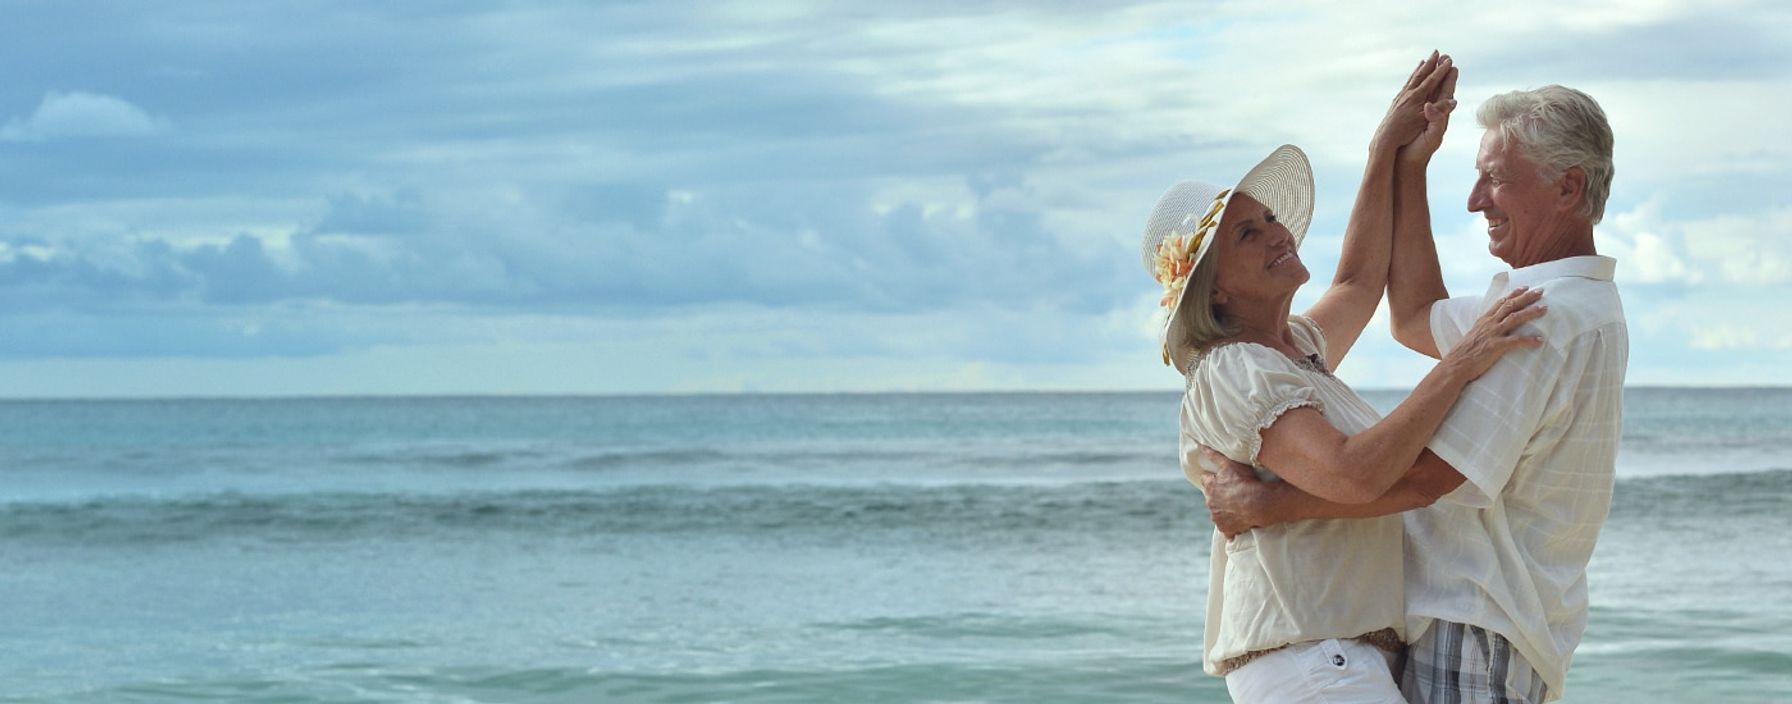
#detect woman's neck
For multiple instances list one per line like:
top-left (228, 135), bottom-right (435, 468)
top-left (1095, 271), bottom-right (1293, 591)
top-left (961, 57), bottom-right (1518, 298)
top-left (1219, 296), bottom-right (1299, 354)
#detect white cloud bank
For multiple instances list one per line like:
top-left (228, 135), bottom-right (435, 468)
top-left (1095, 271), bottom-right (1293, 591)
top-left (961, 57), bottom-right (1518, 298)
top-left (0, 91), bottom-right (168, 142)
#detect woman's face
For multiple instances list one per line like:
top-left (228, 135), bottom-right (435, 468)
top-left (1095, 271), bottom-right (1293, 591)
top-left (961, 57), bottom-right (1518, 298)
top-left (1210, 193), bottom-right (1309, 306)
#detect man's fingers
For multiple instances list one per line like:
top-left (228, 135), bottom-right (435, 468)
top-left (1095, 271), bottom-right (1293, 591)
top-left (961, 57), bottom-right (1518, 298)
top-left (1203, 446), bottom-right (1252, 476)
top-left (1199, 446), bottom-right (1225, 472)
top-left (1431, 65), bottom-right (1459, 102)
top-left (1223, 459), bottom-right (1255, 479)
top-left (1422, 99), bottom-right (1456, 123)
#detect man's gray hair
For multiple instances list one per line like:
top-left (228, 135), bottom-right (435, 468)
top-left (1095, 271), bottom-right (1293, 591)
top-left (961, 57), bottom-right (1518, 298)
top-left (1476, 85), bottom-right (1615, 224)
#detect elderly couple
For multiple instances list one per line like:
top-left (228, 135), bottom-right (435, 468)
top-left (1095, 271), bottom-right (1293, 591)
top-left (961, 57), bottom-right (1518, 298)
top-left (1141, 52), bottom-right (1626, 703)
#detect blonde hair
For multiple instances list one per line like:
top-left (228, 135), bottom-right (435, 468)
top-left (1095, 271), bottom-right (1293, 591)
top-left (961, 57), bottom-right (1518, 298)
top-left (1171, 253), bottom-right (1237, 363)
top-left (1476, 85), bottom-right (1615, 223)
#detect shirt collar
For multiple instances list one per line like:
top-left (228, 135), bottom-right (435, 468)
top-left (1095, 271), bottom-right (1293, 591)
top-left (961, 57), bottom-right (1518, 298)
top-left (1489, 255), bottom-right (1617, 293)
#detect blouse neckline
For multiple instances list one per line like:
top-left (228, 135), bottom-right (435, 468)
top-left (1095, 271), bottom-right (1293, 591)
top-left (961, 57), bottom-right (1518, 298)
top-left (1188, 339), bottom-right (1333, 378)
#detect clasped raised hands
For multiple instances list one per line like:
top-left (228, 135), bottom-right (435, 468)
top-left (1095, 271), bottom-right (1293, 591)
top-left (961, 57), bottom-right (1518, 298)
top-left (1373, 51), bottom-right (1459, 164)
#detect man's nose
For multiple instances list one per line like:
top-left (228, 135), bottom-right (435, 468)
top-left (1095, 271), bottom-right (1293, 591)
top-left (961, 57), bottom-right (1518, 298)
top-left (1467, 182), bottom-right (1490, 212)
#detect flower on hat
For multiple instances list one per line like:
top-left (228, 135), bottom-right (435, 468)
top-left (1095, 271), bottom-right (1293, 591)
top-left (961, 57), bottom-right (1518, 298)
top-left (1151, 188), bottom-right (1230, 309)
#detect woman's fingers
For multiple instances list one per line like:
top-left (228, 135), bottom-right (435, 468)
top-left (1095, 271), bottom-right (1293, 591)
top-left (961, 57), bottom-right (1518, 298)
top-left (1500, 286), bottom-right (1542, 307)
top-left (1414, 54), bottom-right (1453, 99)
top-left (1497, 334), bottom-right (1546, 352)
top-left (1498, 304), bottom-right (1549, 333)
top-left (1403, 54), bottom-right (1430, 91)
top-left (1486, 287), bottom-right (1535, 318)
top-left (1405, 50), bottom-right (1440, 90)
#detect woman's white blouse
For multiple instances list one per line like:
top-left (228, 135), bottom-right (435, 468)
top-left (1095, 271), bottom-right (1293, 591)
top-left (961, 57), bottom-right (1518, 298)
top-left (1177, 316), bottom-right (1405, 675)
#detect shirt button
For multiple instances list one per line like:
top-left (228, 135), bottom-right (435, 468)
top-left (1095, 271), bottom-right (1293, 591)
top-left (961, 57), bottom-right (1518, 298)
top-left (1332, 654), bottom-right (1346, 667)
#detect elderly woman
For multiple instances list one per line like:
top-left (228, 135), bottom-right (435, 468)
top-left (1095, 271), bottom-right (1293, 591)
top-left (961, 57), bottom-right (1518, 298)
top-left (1142, 54), bottom-right (1546, 702)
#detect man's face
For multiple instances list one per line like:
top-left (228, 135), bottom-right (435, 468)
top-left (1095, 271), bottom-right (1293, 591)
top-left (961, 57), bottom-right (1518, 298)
top-left (1467, 129), bottom-right (1570, 268)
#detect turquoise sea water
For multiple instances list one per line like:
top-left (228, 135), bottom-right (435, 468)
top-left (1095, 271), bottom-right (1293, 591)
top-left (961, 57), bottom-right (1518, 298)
top-left (1, 389), bottom-right (1789, 703)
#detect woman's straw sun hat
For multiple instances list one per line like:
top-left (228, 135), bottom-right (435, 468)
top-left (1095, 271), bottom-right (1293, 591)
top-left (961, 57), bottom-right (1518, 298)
top-left (1141, 144), bottom-right (1314, 372)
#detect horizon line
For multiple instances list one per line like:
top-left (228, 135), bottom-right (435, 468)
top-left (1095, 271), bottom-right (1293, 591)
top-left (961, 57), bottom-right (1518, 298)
top-left (0, 384), bottom-right (1786, 403)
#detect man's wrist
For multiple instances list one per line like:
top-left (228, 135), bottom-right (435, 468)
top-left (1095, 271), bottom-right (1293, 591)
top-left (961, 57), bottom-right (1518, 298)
top-left (1395, 148), bottom-right (1432, 172)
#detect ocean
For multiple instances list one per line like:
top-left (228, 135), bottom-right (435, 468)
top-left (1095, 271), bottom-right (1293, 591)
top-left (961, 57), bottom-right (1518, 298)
top-left (1, 389), bottom-right (1788, 703)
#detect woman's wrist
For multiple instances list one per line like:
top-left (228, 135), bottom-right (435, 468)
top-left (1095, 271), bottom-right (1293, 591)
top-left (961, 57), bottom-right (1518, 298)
top-left (1433, 352), bottom-right (1475, 389)
top-left (1369, 132), bottom-right (1400, 158)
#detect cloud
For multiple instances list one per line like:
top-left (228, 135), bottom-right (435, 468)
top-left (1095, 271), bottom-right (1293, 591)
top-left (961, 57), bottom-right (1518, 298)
top-left (0, 91), bottom-right (168, 141)
top-left (1596, 200), bottom-right (1792, 286)
top-left (0, 1), bottom-right (1788, 392)
top-left (0, 172), bottom-right (1136, 317)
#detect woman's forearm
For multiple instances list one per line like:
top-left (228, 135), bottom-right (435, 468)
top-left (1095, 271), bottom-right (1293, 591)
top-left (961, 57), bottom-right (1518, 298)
top-left (1336, 354), bottom-right (1474, 498)
top-left (1254, 453), bottom-right (1459, 525)
top-left (1326, 143), bottom-right (1400, 321)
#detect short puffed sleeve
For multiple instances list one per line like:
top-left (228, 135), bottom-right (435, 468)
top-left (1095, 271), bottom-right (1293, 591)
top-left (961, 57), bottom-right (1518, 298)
top-left (1288, 315), bottom-right (1329, 364)
top-left (1178, 344), bottom-right (1326, 484)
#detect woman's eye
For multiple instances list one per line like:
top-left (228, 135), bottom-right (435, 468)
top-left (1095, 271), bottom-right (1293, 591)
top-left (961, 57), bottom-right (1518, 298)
top-left (1265, 213), bottom-right (1278, 223)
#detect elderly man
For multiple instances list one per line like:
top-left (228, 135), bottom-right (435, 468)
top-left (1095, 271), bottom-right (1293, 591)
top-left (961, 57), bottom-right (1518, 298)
top-left (1199, 82), bottom-right (1626, 704)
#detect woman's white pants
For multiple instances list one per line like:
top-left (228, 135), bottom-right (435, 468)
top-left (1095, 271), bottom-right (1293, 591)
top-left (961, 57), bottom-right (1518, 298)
top-left (1224, 637), bottom-right (1403, 703)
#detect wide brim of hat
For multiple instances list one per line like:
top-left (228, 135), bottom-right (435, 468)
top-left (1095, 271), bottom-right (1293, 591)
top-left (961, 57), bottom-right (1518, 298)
top-left (1161, 144), bottom-right (1314, 373)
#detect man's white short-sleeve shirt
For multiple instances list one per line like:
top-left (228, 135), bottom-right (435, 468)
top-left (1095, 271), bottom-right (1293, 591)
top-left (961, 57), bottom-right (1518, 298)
top-left (1403, 255), bottom-right (1628, 701)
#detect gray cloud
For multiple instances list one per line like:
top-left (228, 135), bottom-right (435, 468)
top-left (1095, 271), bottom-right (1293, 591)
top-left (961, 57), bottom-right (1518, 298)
top-left (0, 2), bottom-right (1170, 330)
top-left (1480, 13), bottom-right (1792, 83)
top-left (0, 170), bottom-right (1135, 319)
top-left (1, 0), bottom-right (1783, 388)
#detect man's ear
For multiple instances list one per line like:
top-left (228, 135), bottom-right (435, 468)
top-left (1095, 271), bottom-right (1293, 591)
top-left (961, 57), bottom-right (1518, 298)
top-left (1556, 165), bottom-right (1587, 214)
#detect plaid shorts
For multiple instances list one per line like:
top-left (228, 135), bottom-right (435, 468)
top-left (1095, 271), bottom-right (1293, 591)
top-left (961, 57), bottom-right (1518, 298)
top-left (1400, 621), bottom-right (1549, 704)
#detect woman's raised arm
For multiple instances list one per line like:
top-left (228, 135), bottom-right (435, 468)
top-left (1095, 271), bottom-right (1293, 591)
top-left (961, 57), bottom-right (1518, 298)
top-left (1305, 52), bottom-right (1454, 365)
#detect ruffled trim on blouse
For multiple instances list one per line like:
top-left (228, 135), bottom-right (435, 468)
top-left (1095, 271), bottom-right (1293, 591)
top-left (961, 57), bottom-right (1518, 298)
top-left (1244, 397), bottom-right (1324, 465)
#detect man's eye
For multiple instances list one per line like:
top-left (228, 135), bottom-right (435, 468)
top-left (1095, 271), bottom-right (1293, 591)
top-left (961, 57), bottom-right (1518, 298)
top-left (1265, 213), bottom-right (1278, 223)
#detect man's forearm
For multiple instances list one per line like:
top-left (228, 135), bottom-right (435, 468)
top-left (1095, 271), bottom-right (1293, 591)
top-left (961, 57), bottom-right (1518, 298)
top-left (1389, 159), bottom-right (1450, 355)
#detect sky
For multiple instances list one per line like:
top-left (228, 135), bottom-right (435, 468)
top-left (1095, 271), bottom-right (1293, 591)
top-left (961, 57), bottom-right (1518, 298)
top-left (1, 0), bottom-right (1788, 397)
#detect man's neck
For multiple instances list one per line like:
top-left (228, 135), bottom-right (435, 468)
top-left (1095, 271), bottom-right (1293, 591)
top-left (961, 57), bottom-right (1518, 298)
top-left (1512, 225), bottom-right (1597, 269)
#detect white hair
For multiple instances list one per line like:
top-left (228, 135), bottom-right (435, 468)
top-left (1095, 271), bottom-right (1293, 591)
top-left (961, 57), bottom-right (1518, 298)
top-left (1476, 85), bottom-right (1615, 224)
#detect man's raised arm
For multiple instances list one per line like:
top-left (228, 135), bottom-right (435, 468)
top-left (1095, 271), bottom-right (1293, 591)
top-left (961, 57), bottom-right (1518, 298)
top-left (1388, 68), bottom-right (1458, 359)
